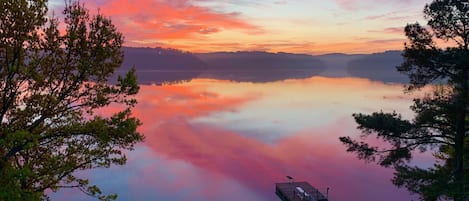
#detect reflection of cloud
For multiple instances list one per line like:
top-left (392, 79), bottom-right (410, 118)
top-left (51, 146), bottom-right (263, 201)
top-left (52, 78), bottom-right (421, 201)
top-left (141, 114), bottom-right (412, 201)
top-left (190, 77), bottom-right (414, 143)
top-left (132, 78), bottom-right (416, 201)
top-left (134, 83), bottom-right (253, 121)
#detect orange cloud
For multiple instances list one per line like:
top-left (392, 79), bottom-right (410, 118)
top-left (128, 39), bottom-right (405, 55)
top-left (81, 0), bottom-right (260, 43)
top-left (309, 39), bottom-right (405, 55)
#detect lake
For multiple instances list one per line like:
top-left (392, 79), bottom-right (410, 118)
top-left (52, 75), bottom-right (427, 201)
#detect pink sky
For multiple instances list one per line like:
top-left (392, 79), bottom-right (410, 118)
top-left (49, 0), bottom-right (430, 54)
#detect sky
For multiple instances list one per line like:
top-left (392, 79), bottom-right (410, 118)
top-left (48, 0), bottom-right (430, 54)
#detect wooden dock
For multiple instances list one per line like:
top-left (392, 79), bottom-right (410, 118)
top-left (275, 181), bottom-right (328, 201)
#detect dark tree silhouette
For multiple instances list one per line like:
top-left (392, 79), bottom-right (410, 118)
top-left (340, 1), bottom-right (468, 200)
top-left (0, 1), bottom-right (142, 200)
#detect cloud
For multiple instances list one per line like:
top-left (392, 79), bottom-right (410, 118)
top-left (52, 0), bottom-right (261, 44)
top-left (335, 0), bottom-right (387, 10)
top-left (191, 0), bottom-right (265, 7)
top-left (201, 41), bottom-right (317, 53)
top-left (368, 27), bottom-right (405, 34)
top-left (274, 0), bottom-right (288, 5)
top-left (334, 0), bottom-right (424, 10)
top-left (122, 41), bottom-right (317, 54)
top-left (363, 11), bottom-right (423, 22)
top-left (303, 39), bottom-right (405, 54)
top-left (46, 0), bottom-right (423, 54)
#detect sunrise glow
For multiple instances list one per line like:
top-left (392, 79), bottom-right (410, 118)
top-left (49, 0), bottom-right (429, 54)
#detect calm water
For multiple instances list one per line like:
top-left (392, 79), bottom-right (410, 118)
top-left (52, 76), bottom-right (427, 201)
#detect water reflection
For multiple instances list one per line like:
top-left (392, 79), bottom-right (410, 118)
top-left (189, 77), bottom-right (413, 143)
top-left (52, 76), bottom-right (420, 201)
top-left (114, 69), bottom-right (327, 85)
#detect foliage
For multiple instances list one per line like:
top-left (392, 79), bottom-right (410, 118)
top-left (0, 1), bottom-right (143, 200)
top-left (340, 0), bottom-right (469, 200)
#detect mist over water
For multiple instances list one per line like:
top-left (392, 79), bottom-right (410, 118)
top-left (52, 76), bottom-right (424, 201)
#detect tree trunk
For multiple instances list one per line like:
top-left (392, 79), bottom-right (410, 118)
top-left (454, 126), bottom-right (464, 201)
top-left (453, 63), bottom-right (468, 201)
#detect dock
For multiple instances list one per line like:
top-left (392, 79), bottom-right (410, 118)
top-left (275, 181), bottom-right (328, 201)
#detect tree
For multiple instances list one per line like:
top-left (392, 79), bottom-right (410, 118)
top-left (339, 0), bottom-right (468, 200)
top-left (0, 1), bottom-right (143, 200)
